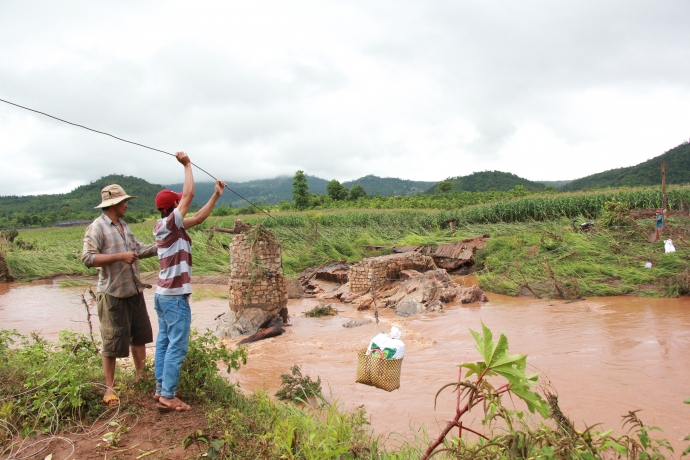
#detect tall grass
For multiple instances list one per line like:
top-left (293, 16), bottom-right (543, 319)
top-left (4, 189), bottom-right (689, 298)
top-left (475, 217), bottom-right (690, 298)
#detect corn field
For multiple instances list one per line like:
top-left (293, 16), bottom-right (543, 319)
top-left (215, 188), bottom-right (690, 230)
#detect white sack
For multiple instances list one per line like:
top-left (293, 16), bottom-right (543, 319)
top-left (367, 327), bottom-right (405, 359)
top-left (664, 239), bottom-right (676, 253)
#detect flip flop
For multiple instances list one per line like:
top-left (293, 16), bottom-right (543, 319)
top-left (102, 393), bottom-right (119, 407)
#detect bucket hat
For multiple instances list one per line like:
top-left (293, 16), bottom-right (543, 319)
top-left (95, 184), bottom-right (137, 209)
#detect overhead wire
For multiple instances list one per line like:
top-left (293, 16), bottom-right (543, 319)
top-left (0, 97), bottom-right (321, 250)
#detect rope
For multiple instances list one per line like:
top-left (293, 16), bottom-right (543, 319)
top-left (0, 97), bottom-right (319, 249)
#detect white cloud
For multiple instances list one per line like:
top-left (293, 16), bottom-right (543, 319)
top-left (1, 0), bottom-right (690, 195)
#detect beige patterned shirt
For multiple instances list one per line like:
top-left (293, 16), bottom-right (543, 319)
top-left (82, 214), bottom-right (157, 298)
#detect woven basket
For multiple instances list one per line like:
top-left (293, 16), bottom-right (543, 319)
top-left (355, 348), bottom-right (403, 392)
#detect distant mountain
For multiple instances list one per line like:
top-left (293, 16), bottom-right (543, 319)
top-left (537, 180), bottom-right (572, 189)
top-left (170, 175), bottom-right (438, 207)
top-left (0, 174), bottom-right (164, 217)
top-left (562, 141), bottom-right (690, 191)
top-left (165, 175), bottom-right (329, 207)
top-left (426, 171), bottom-right (546, 193)
top-left (342, 175), bottom-right (436, 196)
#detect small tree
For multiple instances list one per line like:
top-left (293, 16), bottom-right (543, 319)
top-left (348, 184), bottom-right (367, 201)
top-left (438, 180), bottom-right (453, 193)
top-left (326, 179), bottom-right (348, 201)
top-left (512, 184), bottom-right (528, 197)
top-left (292, 170), bottom-right (310, 210)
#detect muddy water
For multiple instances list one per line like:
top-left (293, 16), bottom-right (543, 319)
top-left (1, 280), bottom-right (689, 451)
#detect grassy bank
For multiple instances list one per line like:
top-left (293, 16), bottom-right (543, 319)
top-left (475, 216), bottom-right (690, 298)
top-left (2, 197), bottom-right (690, 297)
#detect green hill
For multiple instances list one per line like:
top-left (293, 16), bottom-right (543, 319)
top-left (342, 175), bottom-right (435, 196)
top-left (0, 174), bottom-right (164, 227)
top-left (170, 175), bottom-right (437, 207)
top-left (426, 171), bottom-right (546, 193)
top-left (562, 141), bottom-right (690, 191)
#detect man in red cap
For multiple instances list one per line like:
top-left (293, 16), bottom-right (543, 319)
top-left (151, 152), bottom-right (225, 411)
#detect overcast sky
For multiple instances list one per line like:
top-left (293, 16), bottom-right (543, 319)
top-left (2, 1), bottom-right (690, 196)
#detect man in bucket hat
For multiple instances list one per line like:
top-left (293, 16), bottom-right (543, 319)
top-left (151, 152), bottom-right (225, 412)
top-left (82, 183), bottom-right (158, 406)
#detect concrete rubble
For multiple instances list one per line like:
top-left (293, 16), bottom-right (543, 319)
top-left (318, 252), bottom-right (487, 317)
top-left (216, 234), bottom-right (489, 340)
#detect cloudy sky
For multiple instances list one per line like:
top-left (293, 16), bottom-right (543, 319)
top-left (1, 1), bottom-right (689, 196)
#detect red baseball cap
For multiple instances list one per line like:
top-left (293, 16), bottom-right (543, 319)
top-left (155, 189), bottom-right (183, 211)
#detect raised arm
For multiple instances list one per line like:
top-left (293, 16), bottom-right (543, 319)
top-left (183, 181), bottom-right (226, 229)
top-left (176, 152), bottom-right (194, 217)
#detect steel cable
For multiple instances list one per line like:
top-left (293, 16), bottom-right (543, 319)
top-left (0, 97), bottom-right (319, 248)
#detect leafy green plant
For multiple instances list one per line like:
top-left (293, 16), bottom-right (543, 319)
top-left (178, 329), bottom-right (247, 402)
top-left (680, 398), bottom-right (690, 457)
top-left (182, 429), bottom-right (231, 459)
top-left (0, 330), bottom-right (106, 436)
top-left (600, 199), bottom-right (634, 228)
top-left (275, 365), bottom-right (323, 403)
top-left (618, 410), bottom-right (674, 459)
top-left (304, 302), bottom-right (338, 317)
top-left (422, 322), bottom-right (549, 459)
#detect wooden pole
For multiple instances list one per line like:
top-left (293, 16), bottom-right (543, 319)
top-left (662, 161), bottom-right (667, 211)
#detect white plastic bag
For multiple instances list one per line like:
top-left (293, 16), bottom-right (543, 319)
top-left (367, 326), bottom-right (405, 359)
top-left (664, 239), bottom-right (676, 253)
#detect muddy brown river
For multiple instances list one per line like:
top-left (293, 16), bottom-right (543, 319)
top-left (1, 278), bottom-right (688, 452)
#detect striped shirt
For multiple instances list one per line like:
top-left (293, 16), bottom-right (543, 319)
top-left (153, 209), bottom-right (192, 295)
top-left (82, 214), bottom-right (157, 298)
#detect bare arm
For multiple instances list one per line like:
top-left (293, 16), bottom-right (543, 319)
top-left (183, 181), bottom-right (226, 229)
top-left (176, 152), bottom-right (194, 217)
top-left (93, 252), bottom-right (138, 266)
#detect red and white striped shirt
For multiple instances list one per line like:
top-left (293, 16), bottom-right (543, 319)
top-left (153, 209), bottom-right (192, 295)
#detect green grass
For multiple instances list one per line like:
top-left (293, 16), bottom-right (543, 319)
top-left (0, 329), bottom-right (420, 459)
top-left (474, 216), bottom-right (690, 298)
top-left (4, 200), bottom-right (690, 298)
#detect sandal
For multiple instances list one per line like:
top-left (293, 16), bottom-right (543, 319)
top-left (102, 393), bottom-right (119, 407)
top-left (153, 391), bottom-right (182, 401)
top-left (156, 397), bottom-right (191, 412)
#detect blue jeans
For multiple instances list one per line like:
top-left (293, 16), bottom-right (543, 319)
top-left (153, 294), bottom-right (191, 399)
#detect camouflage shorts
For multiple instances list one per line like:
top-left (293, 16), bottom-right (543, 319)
top-left (97, 292), bottom-right (153, 358)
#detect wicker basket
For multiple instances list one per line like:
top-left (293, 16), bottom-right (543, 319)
top-left (355, 348), bottom-right (403, 392)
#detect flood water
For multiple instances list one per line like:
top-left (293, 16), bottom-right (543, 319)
top-left (1, 279), bottom-right (688, 452)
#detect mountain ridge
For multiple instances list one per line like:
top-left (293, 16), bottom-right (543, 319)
top-left (562, 141), bottom-right (690, 190)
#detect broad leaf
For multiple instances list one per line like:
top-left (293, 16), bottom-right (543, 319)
top-left (462, 323), bottom-right (549, 418)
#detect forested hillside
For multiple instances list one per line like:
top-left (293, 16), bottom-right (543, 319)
top-left (562, 141), bottom-right (690, 190)
top-left (342, 175), bottom-right (435, 196)
top-left (427, 171), bottom-right (545, 193)
top-left (174, 175), bottom-right (436, 206)
top-left (0, 174), bottom-right (163, 227)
